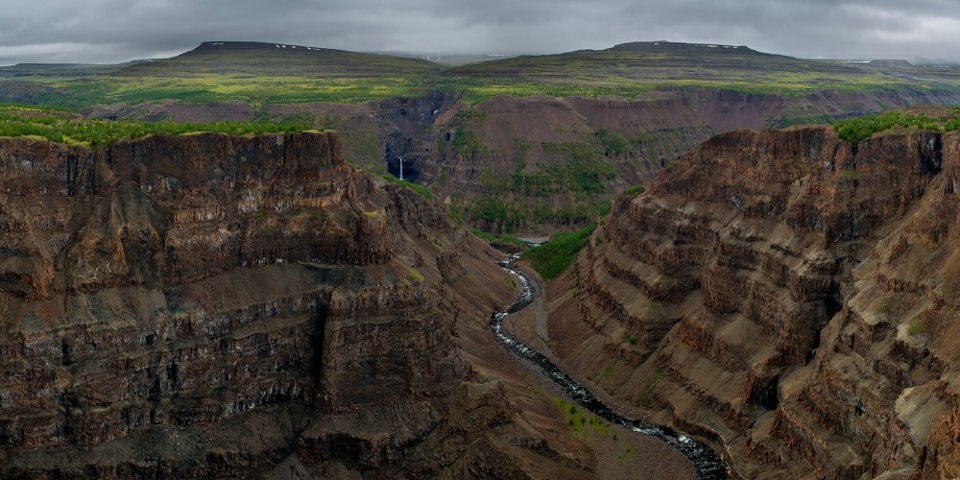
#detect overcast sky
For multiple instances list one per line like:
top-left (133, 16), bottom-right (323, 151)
top-left (2, 0), bottom-right (959, 65)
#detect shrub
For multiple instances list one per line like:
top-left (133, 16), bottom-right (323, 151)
top-left (907, 318), bottom-right (929, 336)
top-left (407, 269), bottom-right (424, 283)
top-left (833, 109), bottom-right (960, 143)
top-left (379, 174), bottom-right (433, 200)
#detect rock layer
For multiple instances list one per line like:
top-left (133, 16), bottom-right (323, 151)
top-left (547, 126), bottom-right (960, 478)
top-left (77, 87), bottom-right (960, 233)
top-left (0, 132), bottom-right (550, 478)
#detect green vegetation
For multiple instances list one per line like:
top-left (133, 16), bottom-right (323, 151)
top-left (407, 268), bottom-right (425, 283)
top-left (459, 125), bottom-right (690, 232)
top-left (449, 124), bottom-right (489, 158)
top-left (444, 42), bottom-right (957, 102)
top-left (637, 368), bottom-right (664, 406)
top-left (471, 229), bottom-right (527, 249)
top-left (10, 75), bottom-right (421, 110)
top-left (442, 109), bottom-right (491, 159)
top-left (340, 129), bottom-right (382, 172)
top-left (833, 108), bottom-right (960, 143)
top-left (553, 398), bottom-right (611, 435)
top-left (522, 224), bottom-right (596, 280)
top-left (620, 331), bottom-right (639, 346)
top-left (617, 444), bottom-right (639, 460)
top-left (379, 174), bottom-right (434, 200)
top-left (469, 197), bottom-right (528, 233)
top-left (597, 201), bottom-right (612, 218)
top-left (468, 133), bottom-right (618, 232)
top-left (624, 184), bottom-right (645, 196)
top-left (540, 140), bottom-right (619, 195)
top-left (597, 358), bottom-right (621, 383)
top-left (0, 104), bottom-right (312, 145)
top-left (596, 129), bottom-right (629, 156)
top-left (907, 318), bottom-right (930, 336)
top-left (2, 42), bottom-right (440, 108)
top-left (771, 113), bottom-right (836, 128)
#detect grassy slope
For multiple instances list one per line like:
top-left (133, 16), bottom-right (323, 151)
top-left (6, 41), bottom-right (443, 108)
top-left (0, 62), bottom-right (143, 77)
top-left (454, 130), bottom-right (619, 234)
top-left (833, 106), bottom-right (960, 143)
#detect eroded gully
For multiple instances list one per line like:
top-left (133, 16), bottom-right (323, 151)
top-left (490, 257), bottom-right (729, 480)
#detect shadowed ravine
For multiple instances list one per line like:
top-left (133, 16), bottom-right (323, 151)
top-left (491, 258), bottom-right (728, 480)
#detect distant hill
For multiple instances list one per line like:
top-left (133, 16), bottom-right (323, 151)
top-left (114, 41), bottom-right (443, 78)
top-left (0, 61), bottom-right (145, 78)
top-left (374, 51), bottom-right (522, 67)
top-left (451, 41), bottom-right (843, 77)
top-left (4, 40), bottom-right (960, 107)
top-left (445, 41), bottom-right (960, 99)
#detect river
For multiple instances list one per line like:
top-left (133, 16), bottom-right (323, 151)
top-left (490, 259), bottom-right (729, 480)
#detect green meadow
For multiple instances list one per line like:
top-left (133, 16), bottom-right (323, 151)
top-left (833, 108), bottom-right (960, 143)
top-left (0, 104), bottom-right (313, 145)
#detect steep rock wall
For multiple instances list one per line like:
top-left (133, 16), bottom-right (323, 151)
top-left (421, 88), bottom-right (960, 233)
top-left (0, 132), bottom-right (531, 478)
top-left (76, 87), bottom-right (960, 234)
top-left (546, 126), bottom-right (960, 478)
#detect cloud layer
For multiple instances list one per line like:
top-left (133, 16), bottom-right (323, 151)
top-left (2, 0), bottom-right (959, 65)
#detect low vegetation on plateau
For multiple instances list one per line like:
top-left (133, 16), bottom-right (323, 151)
top-left (0, 42), bottom-right (439, 108)
top-left (832, 107), bottom-right (960, 143)
top-left (0, 104), bottom-right (313, 145)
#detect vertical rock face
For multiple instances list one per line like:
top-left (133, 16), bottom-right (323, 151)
top-left (0, 132), bottom-right (515, 477)
top-left (550, 126), bottom-right (960, 478)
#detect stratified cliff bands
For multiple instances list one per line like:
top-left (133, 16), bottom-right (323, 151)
top-left (85, 86), bottom-right (960, 234)
top-left (547, 126), bottom-right (960, 478)
top-left (0, 132), bottom-right (550, 478)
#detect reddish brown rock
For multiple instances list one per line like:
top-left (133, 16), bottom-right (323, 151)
top-left (0, 132), bottom-right (582, 479)
top-left (546, 126), bottom-right (960, 478)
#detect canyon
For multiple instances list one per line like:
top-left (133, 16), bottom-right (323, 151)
top-left (4, 112), bottom-right (960, 479)
top-left (5, 40), bottom-right (960, 479)
top-left (0, 131), bottom-right (702, 479)
top-left (532, 125), bottom-right (960, 478)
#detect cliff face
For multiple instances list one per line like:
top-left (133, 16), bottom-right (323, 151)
top-left (82, 87), bottom-right (960, 234)
top-left (420, 88), bottom-right (960, 233)
top-left (547, 126), bottom-right (960, 478)
top-left (0, 132), bottom-right (530, 478)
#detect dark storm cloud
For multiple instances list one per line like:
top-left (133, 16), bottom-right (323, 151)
top-left (2, 0), bottom-right (959, 65)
